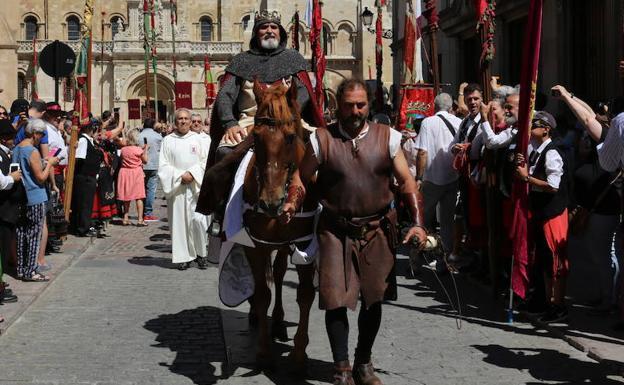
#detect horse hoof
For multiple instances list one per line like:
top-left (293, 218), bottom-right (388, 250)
top-left (271, 321), bottom-right (288, 342)
top-left (256, 354), bottom-right (276, 372)
top-left (288, 351), bottom-right (308, 374)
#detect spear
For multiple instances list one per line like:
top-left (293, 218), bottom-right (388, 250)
top-left (150, 0), bottom-right (159, 122)
top-left (143, 0), bottom-right (151, 118)
top-left (170, 0), bottom-right (178, 84)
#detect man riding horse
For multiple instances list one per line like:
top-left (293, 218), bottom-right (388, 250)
top-left (197, 9), bottom-right (324, 215)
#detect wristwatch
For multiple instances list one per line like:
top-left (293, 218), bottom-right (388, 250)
top-left (523, 175), bottom-right (530, 183)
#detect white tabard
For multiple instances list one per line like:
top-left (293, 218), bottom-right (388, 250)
top-left (158, 131), bottom-right (209, 263)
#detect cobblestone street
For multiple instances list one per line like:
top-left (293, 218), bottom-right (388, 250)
top-left (0, 196), bottom-right (622, 385)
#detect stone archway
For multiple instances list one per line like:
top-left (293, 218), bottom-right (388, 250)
top-left (123, 71), bottom-right (176, 123)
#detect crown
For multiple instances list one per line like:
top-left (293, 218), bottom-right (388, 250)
top-left (254, 10), bottom-right (282, 25)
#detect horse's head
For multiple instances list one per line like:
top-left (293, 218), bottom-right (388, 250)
top-left (251, 79), bottom-right (304, 217)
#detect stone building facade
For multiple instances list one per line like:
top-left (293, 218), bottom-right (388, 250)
top-left (0, 0), bottom-right (395, 123)
top-left (393, 0), bottom-right (623, 114)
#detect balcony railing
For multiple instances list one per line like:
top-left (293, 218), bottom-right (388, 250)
top-left (16, 39), bottom-right (243, 57)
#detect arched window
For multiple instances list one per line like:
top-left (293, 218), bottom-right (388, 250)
top-left (200, 16), bottom-right (213, 41)
top-left (111, 16), bottom-right (124, 38)
top-left (24, 16), bottom-right (38, 41)
top-left (241, 15), bottom-right (251, 31)
top-left (67, 16), bottom-right (80, 40)
top-left (322, 25), bottom-right (330, 55)
top-left (17, 73), bottom-right (26, 99)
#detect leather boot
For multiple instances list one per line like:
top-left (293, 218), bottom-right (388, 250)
top-left (333, 360), bottom-right (355, 385)
top-left (353, 361), bottom-right (383, 385)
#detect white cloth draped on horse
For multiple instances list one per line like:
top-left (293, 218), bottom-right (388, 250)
top-left (215, 150), bottom-right (321, 307)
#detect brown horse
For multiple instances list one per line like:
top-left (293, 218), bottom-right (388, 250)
top-left (242, 80), bottom-right (317, 371)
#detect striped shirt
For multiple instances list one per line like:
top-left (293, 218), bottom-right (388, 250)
top-left (597, 113), bottom-right (624, 172)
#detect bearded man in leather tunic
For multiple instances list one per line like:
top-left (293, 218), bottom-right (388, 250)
top-left (299, 79), bottom-right (427, 385)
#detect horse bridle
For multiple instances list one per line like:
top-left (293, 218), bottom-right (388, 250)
top-left (251, 115), bottom-right (298, 216)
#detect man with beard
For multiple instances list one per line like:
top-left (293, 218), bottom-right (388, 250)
top-left (197, 9), bottom-right (324, 217)
top-left (208, 10), bottom-right (323, 162)
top-left (479, 92), bottom-right (520, 150)
top-left (299, 79), bottom-right (427, 385)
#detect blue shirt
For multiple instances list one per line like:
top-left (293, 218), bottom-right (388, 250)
top-left (138, 128), bottom-right (163, 171)
top-left (12, 145), bottom-right (47, 206)
top-left (15, 123), bottom-right (49, 146)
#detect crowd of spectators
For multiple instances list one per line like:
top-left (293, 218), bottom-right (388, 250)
top-left (401, 73), bottom-right (624, 330)
top-left (0, 99), bottom-right (212, 324)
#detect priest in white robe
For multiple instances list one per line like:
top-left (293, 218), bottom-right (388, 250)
top-left (158, 108), bottom-right (209, 269)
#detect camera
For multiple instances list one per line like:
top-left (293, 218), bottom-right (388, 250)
top-left (9, 163), bottom-right (20, 173)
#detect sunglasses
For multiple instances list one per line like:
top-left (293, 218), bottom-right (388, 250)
top-left (0, 112), bottom-right (7, 116)
top-left (531, 120), bottom-right (549, 129)
top-left (192, 120), bottom-right (202, 124)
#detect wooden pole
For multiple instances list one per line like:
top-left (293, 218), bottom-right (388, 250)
top-left (87, 30), bottom-right (93, 112)
top-left (100, 11), bottom-right (105, 117)
top-left (143, 0), bottom-right (151, 118)
top-left (430, 24), bottom-right (441, 95)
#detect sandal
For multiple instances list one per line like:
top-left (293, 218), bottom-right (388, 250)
top-left (23, 273), bottom-right (49, 282)
top-left (136, 222), bottom-right (148, 227)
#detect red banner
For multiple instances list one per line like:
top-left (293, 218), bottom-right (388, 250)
top-left (397, 86), bottom-right (435, 132)
top-left (511, 0), bottom-right (544, 300)
top-left (474, 0), bottom-right (487, 20)
top-left (175, 81), bottom-right (193, 109)
top-left (310, 0), bottom-right (325, 111)
top-left (128, 99), bottom-right (141, 120)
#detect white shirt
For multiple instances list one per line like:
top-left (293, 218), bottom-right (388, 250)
top-left (309, 122), bottom-right (402, 160)
top-left (528, 138), bottom-right (564, 190)
top-left (413, 111), bottom-right (462, 185)
top-left (454, 113), bottom-right (483, 160)
top-left (597, 113), bottom-right (624, 172)
top-left (45, 122), bottom-right (68, 166)
top-left (0, 144), bottom-right (14, 191)
top-left (75, 133), bottom-right (95, 160)
top-left (480, 121), bottom-right (517, 150)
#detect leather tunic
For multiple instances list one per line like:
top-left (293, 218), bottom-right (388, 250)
top-left (315, 122), bottom-right (394, 218)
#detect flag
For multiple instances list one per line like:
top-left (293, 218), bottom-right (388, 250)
top-left (398, 86), bottom-right (435, 132)
top-left (474, 0), bottom-right (488, 19)
top-left (73, 0), bottom-right (94, 126)
top-left (31, 35), bottom-right (39, 100)
top-left (175, 81), bottom-right (193, 109)
top-left (404, 0), bottom-right (424, 83)
top-left (291, 11), bottom-right (300, 51)
top-left (375, 6), bottom-right (384, 111)
top-left (303, 0), bottom-right (313, 26)
top-left (204, 55), bottom-right (216, 108)
top-left (476, 0), bottom-right (496, 70)
top-left (511, 0), bottom-right (544, 299)
top-left (310, 0), bottom-right (325, 111)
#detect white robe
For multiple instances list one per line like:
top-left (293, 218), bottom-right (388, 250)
top-left (158, 131), bottom-right (208, 263)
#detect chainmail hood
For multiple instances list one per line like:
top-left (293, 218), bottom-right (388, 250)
top-left (224, 14), bottom-right (309, 83)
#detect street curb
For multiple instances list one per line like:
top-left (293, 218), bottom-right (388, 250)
top-left (0, 235), bottom-right (92, 336)
top-left (522, 312), bottom-right (624, 376)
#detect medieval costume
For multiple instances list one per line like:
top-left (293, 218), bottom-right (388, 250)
top-left (158, 131), bottom-right (208, 265)
top-left (300, 120), bottom-right (425, 385)
top-left (197, 10), bottom-right (324, 216)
